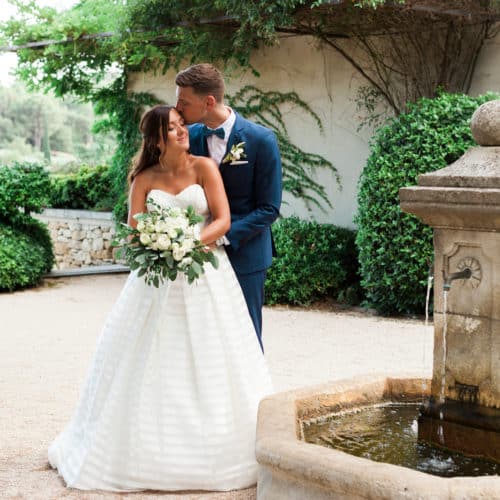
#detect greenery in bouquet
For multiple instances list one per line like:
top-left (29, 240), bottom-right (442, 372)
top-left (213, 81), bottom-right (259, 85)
top-left (115, 200), bottom-right (218, 286)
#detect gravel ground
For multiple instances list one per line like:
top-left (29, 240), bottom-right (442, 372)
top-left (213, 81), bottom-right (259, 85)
top-left (0, 274), bottom-right (433, 499)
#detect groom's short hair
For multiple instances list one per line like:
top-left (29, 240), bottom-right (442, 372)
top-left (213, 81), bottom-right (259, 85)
top-left (175, 64), bottom-right (225, 103)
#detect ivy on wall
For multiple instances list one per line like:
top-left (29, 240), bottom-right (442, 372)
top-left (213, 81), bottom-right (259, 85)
top-left (228, 86), bottom-right (340, 211)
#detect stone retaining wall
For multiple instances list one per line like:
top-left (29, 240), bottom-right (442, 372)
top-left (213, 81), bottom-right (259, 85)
top-left (34, 208), bottom-right (119, 270)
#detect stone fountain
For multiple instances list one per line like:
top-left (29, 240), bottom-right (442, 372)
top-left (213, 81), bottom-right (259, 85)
top-left (256, 100), bottom-right (500, 499)
top-left (400, 99), bottom-right (500, 461)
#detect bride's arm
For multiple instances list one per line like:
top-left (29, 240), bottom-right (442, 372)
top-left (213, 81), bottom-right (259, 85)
top-left (197, 158), bottom-right (230, 245)
top-left (127, 175), bottom-right (149, 229)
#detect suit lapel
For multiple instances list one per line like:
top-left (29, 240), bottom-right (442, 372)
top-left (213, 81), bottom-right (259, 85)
top-left (188, 125), bottom-right (209, 157)
top-left (220, 112), bottom-right (244, 169)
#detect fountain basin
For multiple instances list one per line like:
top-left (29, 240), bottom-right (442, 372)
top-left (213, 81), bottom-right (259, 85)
top-left (256, 375), bottom-right (500, 499)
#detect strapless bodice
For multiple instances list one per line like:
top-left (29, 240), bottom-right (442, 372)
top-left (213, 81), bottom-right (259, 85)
top-left (146, 184), bottom-right (209, 223)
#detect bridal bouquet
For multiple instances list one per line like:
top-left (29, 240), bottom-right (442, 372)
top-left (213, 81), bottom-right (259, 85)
top-left (114, 199), bottom-right (218, 287)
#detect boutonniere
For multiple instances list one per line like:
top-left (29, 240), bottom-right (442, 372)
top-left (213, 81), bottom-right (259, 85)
top-left (223, 142), bottom-right (247, 164)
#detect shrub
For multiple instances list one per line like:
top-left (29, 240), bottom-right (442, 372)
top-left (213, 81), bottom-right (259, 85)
top-left (0, 219), bottom-right (54, 291)
top-left (265, 216), bottom-right (361, 306)
top-left (0, 162), bottom-right (54, 291)
top-left (0, 162), bottom-right (51, 221)
top-left (355, 91), bottom-right (499, 316)
top-left (49, 164), bottom-right (114, 211)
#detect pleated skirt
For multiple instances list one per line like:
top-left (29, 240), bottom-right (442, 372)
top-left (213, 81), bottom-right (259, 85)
top-left (48, 248), bottom-right (273, 492)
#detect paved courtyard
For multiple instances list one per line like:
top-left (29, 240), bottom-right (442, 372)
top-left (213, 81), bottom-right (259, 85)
top-left (0, 274), bottom-right (433, 499)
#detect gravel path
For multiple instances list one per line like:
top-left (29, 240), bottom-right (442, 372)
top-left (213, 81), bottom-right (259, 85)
top-left (0, 274), bottom-right (433, 499)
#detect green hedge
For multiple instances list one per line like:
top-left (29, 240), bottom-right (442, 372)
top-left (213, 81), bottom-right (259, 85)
top-left (0, 218), bottom-right (54, 292)
top-left (355, 91), bottom-right (499, 315)
top-left (0, 162), bottom-right (51, 221)
top-left (265, 216), bottom-right (361, 306)
top-left (49, 164), bottom-right (114, 211)
top-left (0, 163), bottom-right (54, 291)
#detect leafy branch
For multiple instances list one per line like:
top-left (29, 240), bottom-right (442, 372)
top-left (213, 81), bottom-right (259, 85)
top-left (228, 86), bottom-right (340, 211)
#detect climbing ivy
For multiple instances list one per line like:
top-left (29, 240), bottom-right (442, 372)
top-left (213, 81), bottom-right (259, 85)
top-left (228, 86), bottom-right (340, 210)
top-left (91, 76), bottom-right (158, 221)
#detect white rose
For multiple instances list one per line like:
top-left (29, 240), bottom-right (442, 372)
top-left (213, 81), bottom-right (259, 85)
top-left (181, 256), bottom-right (192, 267)
top-left (181, 239), bottom-right (194, 252)
top-left (173, 248), bottom-right (186, 261)
top-left (176, 217), bottom-right (189, 230)
top-left (140, 233), bottom-right (151, 246)
top-left (150, 242), bottom-right (159, 251)
top-left (233, 150), bottom-right (241, 160)
top-left (136, 220), bottom-right (146, 232)
top-left (157, 234), bottom-right (171, 251)
top-left (146, 223), bottom-right (156, 233)
top-left (167, 228), bottom-right (178, 239)
top-left (155, 220), bottom-right (168, 233)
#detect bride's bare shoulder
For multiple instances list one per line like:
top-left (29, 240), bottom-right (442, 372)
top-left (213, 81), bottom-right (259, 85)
top-left (130, 166), bottom-right (158, 193)
top-left (190, 155), bottom-right (219, 175)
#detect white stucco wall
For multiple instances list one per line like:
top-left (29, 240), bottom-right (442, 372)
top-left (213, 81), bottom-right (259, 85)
top-left (469, 30), bottom-right (500, 96)
top-left (128, 31), bottom-right (500, 228)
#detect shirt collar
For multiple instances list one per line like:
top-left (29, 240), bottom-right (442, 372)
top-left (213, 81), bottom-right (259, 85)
top-left (218, 107), bottom-right (235, 139)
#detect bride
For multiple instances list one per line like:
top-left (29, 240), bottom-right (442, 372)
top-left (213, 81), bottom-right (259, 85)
top-left (48, 104), bottom-right (273, 492)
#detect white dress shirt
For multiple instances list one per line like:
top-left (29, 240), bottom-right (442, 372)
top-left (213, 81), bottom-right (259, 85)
top-left (205, 108), bottom-right (235, 247)
top-left (206, 108), bottom-right (236, 165)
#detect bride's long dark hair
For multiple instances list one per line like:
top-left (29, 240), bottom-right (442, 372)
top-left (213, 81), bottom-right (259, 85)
top-left (128, 105), bottom-right (175, 184)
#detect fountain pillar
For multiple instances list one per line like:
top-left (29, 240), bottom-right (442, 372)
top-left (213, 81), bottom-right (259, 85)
top-left (399, 100), bottom-right (500, 460)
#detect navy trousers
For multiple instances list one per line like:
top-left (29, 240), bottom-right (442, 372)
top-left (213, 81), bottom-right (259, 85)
top-left (235, 270), bottom-right (267, 352)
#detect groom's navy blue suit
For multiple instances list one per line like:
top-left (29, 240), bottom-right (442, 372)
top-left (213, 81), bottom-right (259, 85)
top-left (188, 112), bottom-right (282, 349)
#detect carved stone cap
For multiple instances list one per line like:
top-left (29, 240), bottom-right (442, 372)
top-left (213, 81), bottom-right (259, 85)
top-left (417, 147), bottom-right (500, 188)
top-left (471, 99), bottom-right (500, 146)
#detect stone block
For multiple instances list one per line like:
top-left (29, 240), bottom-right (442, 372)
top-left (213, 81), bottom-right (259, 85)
top-left (68, 240), bottom-right (81, 250)
top-left (92, 237), bottom-right (104, 252)
top-left (74, 251), bottom-right (86, 262)
top-left (54, 242), bottom-right (68, 254)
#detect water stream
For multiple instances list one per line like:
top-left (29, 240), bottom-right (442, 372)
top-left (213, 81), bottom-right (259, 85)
top-left (440, 290), bottom-right (448, 404)
top-left (425, 272), bottom-right (433, 328)
top-left (422, 272), bottom-right (434, 395)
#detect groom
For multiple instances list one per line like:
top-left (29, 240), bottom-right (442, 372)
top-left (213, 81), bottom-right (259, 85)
top-left (175, 63), bottom-right (282, 351)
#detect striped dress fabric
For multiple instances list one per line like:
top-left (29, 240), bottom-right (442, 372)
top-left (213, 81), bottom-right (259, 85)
top-left (48, 184), bottom-right (273, 492)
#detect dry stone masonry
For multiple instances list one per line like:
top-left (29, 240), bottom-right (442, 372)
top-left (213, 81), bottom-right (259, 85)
top-left (35, 208), bottom-right (119, 270)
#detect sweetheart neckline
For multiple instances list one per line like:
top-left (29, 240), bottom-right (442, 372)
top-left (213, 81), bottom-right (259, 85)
top-left (147, 184), bottom-right (203, 198)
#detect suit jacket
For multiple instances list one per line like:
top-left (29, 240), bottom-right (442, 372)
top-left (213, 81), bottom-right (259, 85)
top-left (188, 112), bottom-right (282, 275)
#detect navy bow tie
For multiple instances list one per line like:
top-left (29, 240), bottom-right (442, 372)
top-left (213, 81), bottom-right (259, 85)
top-left (202, 125), bottom-right (225, 139)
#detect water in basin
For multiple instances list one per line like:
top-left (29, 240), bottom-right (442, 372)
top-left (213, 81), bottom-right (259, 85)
top-left (302, 403), bottom-right (499, 477)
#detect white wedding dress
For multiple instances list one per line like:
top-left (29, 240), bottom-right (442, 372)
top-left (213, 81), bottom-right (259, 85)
top-left (48, 184), bottom-right (273, 492)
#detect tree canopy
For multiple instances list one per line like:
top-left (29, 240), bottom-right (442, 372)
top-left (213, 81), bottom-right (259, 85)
top-left (0, 82), bottom-right (116, 168)
top-left (2, 0), bottom-right (499, 218)
top-left (1, 0), bottom-right (499, 109)
top-left (1, 0), bottom-right (406, 101)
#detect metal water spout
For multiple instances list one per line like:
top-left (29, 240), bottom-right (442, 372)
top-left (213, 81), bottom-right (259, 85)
top-left (442, 267), bottom-right (472, 291)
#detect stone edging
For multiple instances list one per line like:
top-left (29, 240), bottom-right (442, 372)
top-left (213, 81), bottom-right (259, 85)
top-left (256, 374), bottom-right (500, 499)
